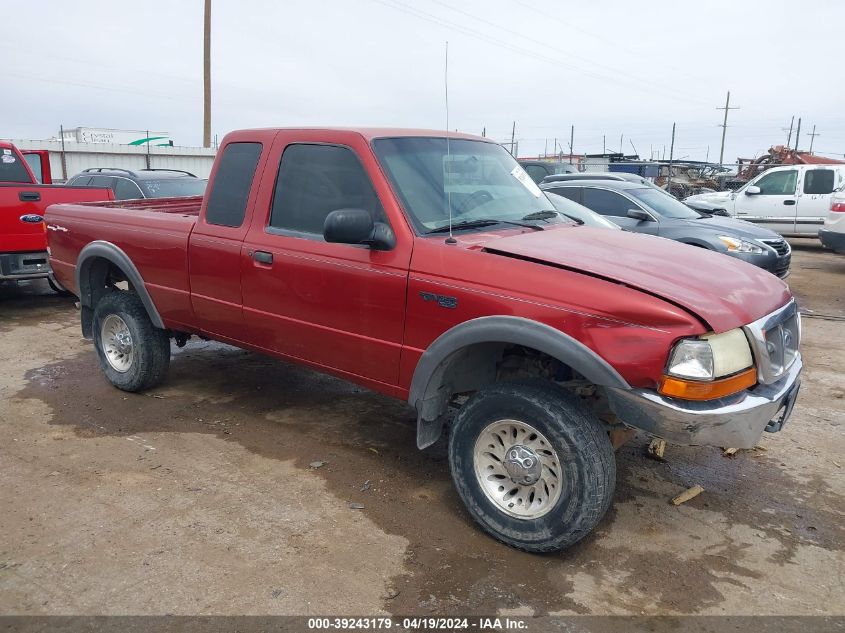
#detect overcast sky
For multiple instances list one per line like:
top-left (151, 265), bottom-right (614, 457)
top-left (2, 0), bottom-right (843, 164)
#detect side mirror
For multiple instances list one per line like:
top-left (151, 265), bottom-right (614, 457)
top-left (323, 208), bottom-right (395, 251)
top-left (745, 185), bottom-right (761, 195)
top-left (627, 208), bottom-right (652, 221)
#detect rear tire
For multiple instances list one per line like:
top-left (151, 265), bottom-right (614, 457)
top-left (448, 381), bottom-right (615, 552)
top-left (92, 291), bottom-right (170, 392)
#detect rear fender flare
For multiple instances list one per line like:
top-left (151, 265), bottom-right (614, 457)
top-left (408, 316), bottom-right (630, 449)
top-left (76, 241), bottom-right (165, 336)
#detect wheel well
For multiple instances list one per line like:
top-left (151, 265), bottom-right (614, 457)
top-left (78, 257), bottom-right (135, 338)
top-left (414, 342), bottom-right (608, 448)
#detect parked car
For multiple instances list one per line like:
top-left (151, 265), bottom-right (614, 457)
top-left (66, 168), bottom-right (207, 200)
top-left (1, 140), bottom-right (113, 290)
top-left (541, 180), bottom-right (792, 278)
top-left (518, 160), bottom-right (578, 184)
top-left (544, 192), bottom-right (621, 229)
top-left (820, 186), bottom-right (845, 254)
top-left (685, 164), bottom-right (845, 237)
top-left (46, 127), bottom-right (801, 553)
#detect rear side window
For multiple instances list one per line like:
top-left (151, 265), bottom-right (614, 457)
top-left (0, 150), bottom-right (32, 183)
top-left (89, 176), bottom-right (117, 191)
top-left (803, 169), bottom-right (835, 195)
top-left (23, 154), bottom-right (43, 183)
top-left (547, 186), bottom-right (581, 203)
top-left (582, 188), bottom-right (635, 217)
top-left (205, 142), bottom-right (263, 227)
top-left (114, 178), bottom-right (144, 200)
top-left (269, 143), bottom-right (385, 236)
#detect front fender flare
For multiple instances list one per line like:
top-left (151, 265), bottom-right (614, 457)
top-left (408, 316), bottom-right (631, 448)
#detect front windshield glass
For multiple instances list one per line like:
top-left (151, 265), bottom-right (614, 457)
top-left (629, 188), bottom-right (701, 219)
top-left (372, 137), bottom-right (559, 233)
top-left (143, 178), bottom-right (208, 198)
top-left (545, 193), bottom-right (620, 229)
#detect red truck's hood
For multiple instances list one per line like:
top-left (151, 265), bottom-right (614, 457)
top-left (478, 227), bottom-right (791, 332)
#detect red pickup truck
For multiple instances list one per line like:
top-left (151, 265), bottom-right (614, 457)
top-left (45, 128), bottom-right (802, 552)
top-left (1, 140), bottom-right (112, 288)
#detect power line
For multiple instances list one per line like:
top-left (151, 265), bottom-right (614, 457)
top-left (368, 0), bottom-right (708, 107)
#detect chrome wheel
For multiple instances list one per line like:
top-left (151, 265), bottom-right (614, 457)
top-left (100, 314), bottom-right (134, 373)
top-left (473, 419), bottom-right (563, 519)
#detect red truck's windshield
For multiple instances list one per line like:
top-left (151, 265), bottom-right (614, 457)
top-left (0, 148), bottom-right (33, 183)
top-left (373, 137), bottom-right (560, 234)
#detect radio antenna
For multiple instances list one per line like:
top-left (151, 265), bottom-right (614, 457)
top-left (444, 40), bottom-right (456, 245)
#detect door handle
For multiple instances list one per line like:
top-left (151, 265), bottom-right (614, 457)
top-left (253, 251), bottom-right (273, 265)
top-left (783, 200), bottom-right (796, 206)
top-left (19, 191), bottom-right (41, 202)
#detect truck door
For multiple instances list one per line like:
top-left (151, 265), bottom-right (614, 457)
top-left (734, 168), bottom-right (798, 235)
top-left (188, 141), bottom-right (266, 340)
top-left (240, 138), bottom-right (410, 387)
top-left (796, 168), bottom-right (837, 236)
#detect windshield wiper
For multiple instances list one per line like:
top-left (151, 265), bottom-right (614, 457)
top-left (426, 218), bottom-right (543, 234)
top-left (521, 210), bottom-right (559, 221)
top-left (559, 213), bottom-right (584, 225)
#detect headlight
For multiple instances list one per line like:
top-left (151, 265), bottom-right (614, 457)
top-left (718, 235), bottom-right (764, 254)
top-left (662, 329), bottom-right (756, 400)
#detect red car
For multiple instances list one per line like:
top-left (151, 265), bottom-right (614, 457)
top-left (45, 128), bottom-right (802, 551)
top-left (1, 140), bottom-right (112, 289)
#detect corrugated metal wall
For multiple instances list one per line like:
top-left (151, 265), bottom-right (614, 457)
top-left (7, 139), bottom-right (217, 181)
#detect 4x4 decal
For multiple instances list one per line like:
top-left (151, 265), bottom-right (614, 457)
top-left (419, 290), bottom-right (457, 309)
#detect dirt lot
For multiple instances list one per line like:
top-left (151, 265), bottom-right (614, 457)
top-left (1, 241), bottom-right (843, 617)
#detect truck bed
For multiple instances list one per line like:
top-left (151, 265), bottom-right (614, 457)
top-left (45, 197), bottom-right (202, 322)
top-left (70, 196), bottom-right (203, 216)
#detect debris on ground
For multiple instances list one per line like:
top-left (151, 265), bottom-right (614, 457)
top-left (309, 460), bottom-right (326, 469)
top-left (671, 484), bottom-right (705, 506)
top-left (609, 427), bottom-right (636, 451)
top-left (348, 502), bottom-right (365, 510)
top-left (722, 447), bottom-right (740, 457)
top-left (646, 438), bottom-right (666, 460)
top-left (367, 447), bottom-right (379, 455)
top-left (361, 480), bottom-right (370, 492)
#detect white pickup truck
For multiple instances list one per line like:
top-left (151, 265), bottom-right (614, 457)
top-left (686, 164), bottom-right (845, 237)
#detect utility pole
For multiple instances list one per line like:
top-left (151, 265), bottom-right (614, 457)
top-left (203, 0), bottom-right (212, 148)
top-left (666, 122), bottom-right (676, 194)
top-left (808, 125), bottom-right (820, 153)
top-left (603, 135), bottom-right (606, 154)
top-left (482, 126), bottom-right (486, 138)
top-left (553, 137), bottom-right (557, 161)
top-left (629, 139), bottom-right (638, 157)
top-left (717, 90), bottom-right (739, 167)
top-left (619, 134), bottom-right (623, 154)
top-left (784, 116), bottom-right (795, 148)
top-left (794, 117), bottom-right (802, 153)
top-left (510, 121), bottom-right (516, 156)
top-left (569, 125), bottom-right (574, 164)
top-left (544, 139), bottom-right (548, 159)
top-left (59, 124), bottom-right (68, 180)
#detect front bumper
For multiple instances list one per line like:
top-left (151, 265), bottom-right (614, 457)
top-left (819, 228), bottom-right (845, 254)
top-left (0, 251), bottom-right (51, 281)
top-left (606, 355), bottom-right (802, 448)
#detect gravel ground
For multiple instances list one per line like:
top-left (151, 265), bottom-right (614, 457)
top-left (0, 240), bottom-right (842, 616)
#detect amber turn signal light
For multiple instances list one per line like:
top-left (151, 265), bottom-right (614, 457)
top-left (658, 367), bottom-right (757, 401)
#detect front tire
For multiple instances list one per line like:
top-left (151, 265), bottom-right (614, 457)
top-left (92, 291), bottom-right (170, 392)
top-left (449, 381), bottom-right (615, 552)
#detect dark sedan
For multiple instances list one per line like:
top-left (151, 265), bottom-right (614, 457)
top-left (540, 180), bottom-right (791, 278)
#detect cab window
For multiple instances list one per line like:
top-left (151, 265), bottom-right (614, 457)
top-left (803, 169), bottom-right (835, 195)
top-left (755, 169), bottom-right (797, 195)
top-left (269, 143), bottom-right (386, 237)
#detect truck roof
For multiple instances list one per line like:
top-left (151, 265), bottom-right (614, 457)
top-left (236, 127), bottom-right (490, 142)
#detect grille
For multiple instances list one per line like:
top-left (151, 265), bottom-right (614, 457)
top-left (744, 301), bottom-right (800, 385)
top-left (760, 238), bottom-right (790, 257)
